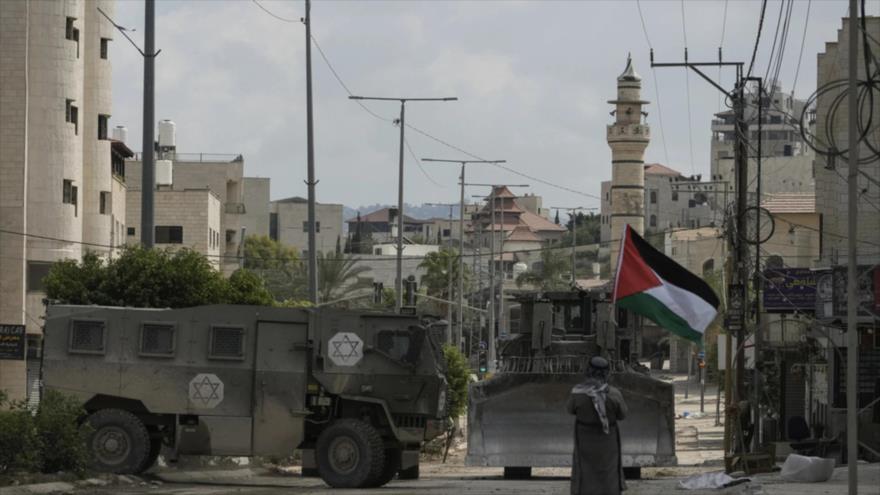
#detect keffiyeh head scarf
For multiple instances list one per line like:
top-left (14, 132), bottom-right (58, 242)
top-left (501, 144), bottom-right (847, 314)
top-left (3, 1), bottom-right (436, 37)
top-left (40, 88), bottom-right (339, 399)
top-left (579, 356), bottom-right (611, 434)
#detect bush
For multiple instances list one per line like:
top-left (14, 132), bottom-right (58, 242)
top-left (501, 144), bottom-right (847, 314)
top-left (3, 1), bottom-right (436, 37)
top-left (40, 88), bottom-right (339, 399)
top-left (442, 344), bottom-right (470, 421)
top-left (34, 391), bottom-right (91, 475)
top-left (0, 391), bottom-right (90, 476)
top-left (0, 401), bottom-right (41, 474)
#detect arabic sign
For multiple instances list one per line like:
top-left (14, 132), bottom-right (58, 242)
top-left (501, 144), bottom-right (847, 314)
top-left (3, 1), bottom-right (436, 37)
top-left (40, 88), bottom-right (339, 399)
top-left (0, 324), bottom-right (26, 360)
top-left (328, 332), bottom-right (363, 366)
top-left (188, 373), bottom-right (224, 409)
top-left (763, 268), bottom-right (817, 312)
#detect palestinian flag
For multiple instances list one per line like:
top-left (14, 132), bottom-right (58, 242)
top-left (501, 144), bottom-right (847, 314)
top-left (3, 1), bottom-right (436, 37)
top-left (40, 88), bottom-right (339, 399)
top-left (613, 225), bottom-right (720, 344)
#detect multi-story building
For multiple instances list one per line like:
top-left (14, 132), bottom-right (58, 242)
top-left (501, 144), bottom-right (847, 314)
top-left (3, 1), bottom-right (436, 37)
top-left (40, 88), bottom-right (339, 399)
top-left (1, 0), bottom-right (121, 400)
top-left (269, 196), bottom-right (344, 254)
top-left (345, 207), bottom-right (431, 244)
top-left (600, 163), bottom-right (716, 248)
top-left (126, 189), bottom-right (222, 268)
top-left (125, 127), bottom-right (268, 274)
top-left (710, 82), bottom-right (815, 205)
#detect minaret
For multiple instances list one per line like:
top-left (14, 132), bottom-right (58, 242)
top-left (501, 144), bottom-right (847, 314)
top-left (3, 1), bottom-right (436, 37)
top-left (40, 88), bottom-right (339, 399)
top-left (608, 55), bottom-right (650, 275)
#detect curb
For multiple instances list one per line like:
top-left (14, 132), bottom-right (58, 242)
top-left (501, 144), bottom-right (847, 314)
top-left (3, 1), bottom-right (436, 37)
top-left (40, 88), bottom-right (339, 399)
top-left (0, 481), bottom-right (77, 495)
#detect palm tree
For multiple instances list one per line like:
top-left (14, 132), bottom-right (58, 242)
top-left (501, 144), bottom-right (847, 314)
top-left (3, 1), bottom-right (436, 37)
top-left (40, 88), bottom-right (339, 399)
top-left (317, 251), bottom-right (372, 303)
top-left (515, 248), bottom-right (571, 291)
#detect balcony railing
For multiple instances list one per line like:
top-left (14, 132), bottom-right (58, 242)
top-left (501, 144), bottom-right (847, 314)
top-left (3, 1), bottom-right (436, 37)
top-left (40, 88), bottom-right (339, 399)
top-left (225, 203), bottom-right (246, 214)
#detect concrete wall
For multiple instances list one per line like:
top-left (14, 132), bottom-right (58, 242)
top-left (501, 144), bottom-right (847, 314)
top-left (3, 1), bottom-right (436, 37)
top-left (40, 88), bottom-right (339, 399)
top-left (241, 177), bottom-right (269, 238)
top-left (126, 189), bottom-right (221, 268)
top-left (664, 227), bottom-right (725, 276)
top-left (815, 18), bottom-right (880, 267)
top-left (271, 200), bottom-right (343, 254)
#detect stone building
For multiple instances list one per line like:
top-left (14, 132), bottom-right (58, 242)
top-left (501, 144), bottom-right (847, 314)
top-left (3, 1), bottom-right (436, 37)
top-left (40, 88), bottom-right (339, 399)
top-left (0, 0), bottom-right (123, 400)
top-left (710, 82), bottom-right (815, 206)
top-left (126, 145), bottom-right (267, 274)
top-left (600, 163), bottom-right (716, 249)
top-left (126, 189), bottom-right (222, 268)
top-left (269, 196), bottom-right (344, 254)
top-left (607, 55), bottom-right (650, 273)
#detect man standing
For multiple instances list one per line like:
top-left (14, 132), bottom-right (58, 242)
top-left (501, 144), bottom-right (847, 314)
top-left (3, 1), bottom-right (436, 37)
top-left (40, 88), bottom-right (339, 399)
top-left (567, 356), bottom-right (628, 495)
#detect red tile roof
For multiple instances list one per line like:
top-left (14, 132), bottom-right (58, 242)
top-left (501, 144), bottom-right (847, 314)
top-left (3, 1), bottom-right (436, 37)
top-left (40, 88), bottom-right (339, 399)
top-left (506, 225), bottom-right (542, 242)
top-left (519, 210), bottom-right (567, 232)
top-left (644, 163), bottom-right (682, 176)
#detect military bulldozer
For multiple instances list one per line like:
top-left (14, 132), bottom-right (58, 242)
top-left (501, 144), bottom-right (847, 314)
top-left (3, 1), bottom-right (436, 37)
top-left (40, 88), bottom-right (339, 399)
top-left (466, 290), bottom-right (677, 478)
top-left (42, 304), bottom-right (449, 488)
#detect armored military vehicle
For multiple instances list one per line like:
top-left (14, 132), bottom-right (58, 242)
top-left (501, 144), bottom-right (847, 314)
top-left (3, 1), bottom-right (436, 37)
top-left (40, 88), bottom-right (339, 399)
top-left (466, 290), bottom-right (676, 479)
top-left (42, 304), bottom-right (448, 488)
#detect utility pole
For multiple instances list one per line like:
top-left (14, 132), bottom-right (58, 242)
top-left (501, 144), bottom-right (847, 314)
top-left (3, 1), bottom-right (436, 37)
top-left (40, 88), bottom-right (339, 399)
top-left (140, 0), bottom-right (156, 248)
top-left (348, 96), bottom-right (457, 311)
top-left (472, 183), bottom-right (528, 372)
top-left (745, 75), bottom-right (764, 449)
top-left (426, 202), bottom-right (457, 346)
top-left (304, 0), bottom-right (318, 305)
top-left (845, 2), bottom-right (859, 492)
top-left (550, 206), bottom-right (598, 283)
top-left (651, 50), bottom-right (752, 460)
top-left (423, 158), bottom-right (506, 351)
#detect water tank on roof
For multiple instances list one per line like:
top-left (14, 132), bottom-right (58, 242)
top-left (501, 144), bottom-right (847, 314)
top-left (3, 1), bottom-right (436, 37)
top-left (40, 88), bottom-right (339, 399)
top-left (156, 159), bottom-right (173, 186)
top-left (158, 119), bottom-right (176, 148)
top-left (112, 126), bottom-right (128, 143)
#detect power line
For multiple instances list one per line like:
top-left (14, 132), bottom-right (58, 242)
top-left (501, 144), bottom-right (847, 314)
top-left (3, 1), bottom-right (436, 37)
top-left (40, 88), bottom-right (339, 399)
top-left (402, 136), bottom-right (446, 188)
top-left (747, 0), bottom-right (769, 78)
top-left (680, 0), bottom-right (696, 175)
top-left (251, 0), bottom-right (298, 23)
top-left (635, 0), bottom-right (671, 165)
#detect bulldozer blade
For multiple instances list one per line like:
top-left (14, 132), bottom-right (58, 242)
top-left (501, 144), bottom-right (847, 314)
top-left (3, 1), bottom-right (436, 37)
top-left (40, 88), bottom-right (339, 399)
top-left (466, 371), bottom-right (677, 468)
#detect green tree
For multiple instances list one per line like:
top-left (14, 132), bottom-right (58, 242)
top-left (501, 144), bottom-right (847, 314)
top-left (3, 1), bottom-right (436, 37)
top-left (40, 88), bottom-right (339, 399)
top-left (43, 246), bottom-right (274, 308)
top-left (442, 344), bottom-right (470, 420)
top-left (226, 269), bottom-right (275, 306)
top-left (560, 212), bottom-right (601, 245)
top-left (316, 251), bottom-right (371, 303)
top-left (418, 248), bottom-right (468, 298)
top-left (515, 248), bottom-right (571, 291)
top-left (243, 235), bottom-right (299, 270)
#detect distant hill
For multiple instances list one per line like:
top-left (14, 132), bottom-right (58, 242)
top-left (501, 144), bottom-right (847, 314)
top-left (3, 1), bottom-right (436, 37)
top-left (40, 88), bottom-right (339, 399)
top-left (343, 203), bottom-right (461, 223)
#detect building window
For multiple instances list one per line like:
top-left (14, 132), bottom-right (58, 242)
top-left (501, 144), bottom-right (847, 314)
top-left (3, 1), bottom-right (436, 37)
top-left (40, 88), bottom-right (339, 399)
top-left (303, 221), bottom-right (321, 232)
top-left (65, 99), bottom-right (78, 134)
top-left (671, 247), bottom-right (678, 256)
top-left (155, 226), bottom-right (183, 244)
top-left (100, 37), bottom-right (109, 59)
top-left (269, 213), bottom-right (279, 241)
top-left (226, 229), bottom-right (235, 244)
top-left (62, 180), bottom-right (74, 204)
top-left (702, 259), bottom-right (715, 276)
top-left (127, 227), bottom-right (135, 236)
top-left (98, 114), bottom-right (109, 140)
top-left (649, 215), bottom-right (657, 227)
top-left (99, 191), bottom-right (110, 214)
top-left (650, 191), bottom-right (657, 204)
top-left (672, 191), bottom-right (679, 201)
top-left (26, 261), bottom-right (53, 292)
top-left (65, 17), bottom-right (76, 40)
top-left (442, 228), bottom-right (451, 237)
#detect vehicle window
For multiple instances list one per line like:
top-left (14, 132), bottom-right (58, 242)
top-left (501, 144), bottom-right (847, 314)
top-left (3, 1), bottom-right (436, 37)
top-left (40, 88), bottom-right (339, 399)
top-left (140, 322), bottom-right (176, 357)
top-left (69, 319), bottom-right (105, 354)
top-left (377, 329), bottom-right (424, 364)
top-left (209, 326), bottom-right (245, 360)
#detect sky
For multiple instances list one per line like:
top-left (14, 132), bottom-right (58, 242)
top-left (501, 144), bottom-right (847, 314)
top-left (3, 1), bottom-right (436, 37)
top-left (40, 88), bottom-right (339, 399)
top-left (109, 0), bottom-right (873, 212)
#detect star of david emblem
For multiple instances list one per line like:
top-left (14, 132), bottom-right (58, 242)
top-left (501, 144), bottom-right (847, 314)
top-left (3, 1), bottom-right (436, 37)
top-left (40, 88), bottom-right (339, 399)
top-left (188, 373), bottom-right (224, 408)
top-left (328, 332), bottom-right (363, 366)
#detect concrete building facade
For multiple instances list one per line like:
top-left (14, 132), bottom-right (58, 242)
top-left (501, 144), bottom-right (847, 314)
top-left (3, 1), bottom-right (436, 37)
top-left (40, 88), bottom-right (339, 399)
top-left (126, 189), bottom-right (222, 268)
top-left (607, 56), bottom-right (650, 273)
top-left (270, 197), bottom-right (344, 254)
top-left (0, 0), bottom-right (120, 400)
top-left (126, 151), bottom-right (263, 274)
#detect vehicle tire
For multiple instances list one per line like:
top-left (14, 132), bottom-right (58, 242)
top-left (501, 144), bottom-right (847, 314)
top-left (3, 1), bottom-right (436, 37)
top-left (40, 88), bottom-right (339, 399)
top-left (366, 448), bottom-right (400, 487)
top-left (136, 437), bottom-right (162, 474)
top-left (316, 419), bottom-right (385, 488)
top-left (503, 466), bottom-right (531, 479)
top-left (397, 463), bottom-right (419, 480)
top-left (85, 409), bottom-right (151, 474)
